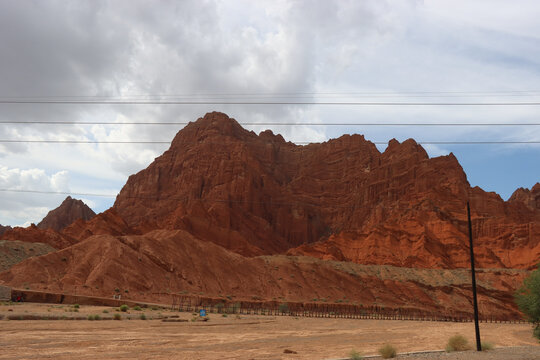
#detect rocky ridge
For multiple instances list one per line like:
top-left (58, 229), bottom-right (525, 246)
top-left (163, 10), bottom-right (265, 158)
top-left (37, 196), bottom-right (96, 232)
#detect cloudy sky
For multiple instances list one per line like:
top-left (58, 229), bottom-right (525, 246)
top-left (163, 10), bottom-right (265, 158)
top-left (1, 0), bottom-right (539, 226)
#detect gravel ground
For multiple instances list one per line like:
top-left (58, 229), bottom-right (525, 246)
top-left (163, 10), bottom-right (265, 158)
top-left (398, 346), bottom-right (540, 360)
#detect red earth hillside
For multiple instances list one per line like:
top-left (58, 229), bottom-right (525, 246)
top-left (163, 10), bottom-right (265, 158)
top-left (0, 230), bottom-right (526, 318)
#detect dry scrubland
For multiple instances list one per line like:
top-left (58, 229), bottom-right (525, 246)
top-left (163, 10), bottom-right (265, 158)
top-left (0, 303), bottom-right (538, 359)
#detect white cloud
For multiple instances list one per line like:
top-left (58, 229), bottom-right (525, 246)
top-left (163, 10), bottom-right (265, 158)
top-left (0, 167), bottom-right (71, 226)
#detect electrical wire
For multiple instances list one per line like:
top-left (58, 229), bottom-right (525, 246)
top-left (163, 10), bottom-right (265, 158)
top-left (2, 100), bottom-right (540, 105)
top-left (0, 139), bottom-right (539, 145)
top-left (2, 121), bottom-right (540, 126)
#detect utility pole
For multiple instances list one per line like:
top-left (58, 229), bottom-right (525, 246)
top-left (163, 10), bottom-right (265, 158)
top-left (467, 201), bottom-right (482, 351)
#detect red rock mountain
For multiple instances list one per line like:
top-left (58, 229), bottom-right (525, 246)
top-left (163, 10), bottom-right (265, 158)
top-left (1, 111), bottom-right (539, 317)
top-left (112, 112), bottom-right (540, 269)
top-left (37, 196), bottom-right (96, 232)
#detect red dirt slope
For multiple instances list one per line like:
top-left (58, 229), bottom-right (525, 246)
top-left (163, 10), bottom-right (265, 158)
top-left (0, 230), bottom-right (524, 318)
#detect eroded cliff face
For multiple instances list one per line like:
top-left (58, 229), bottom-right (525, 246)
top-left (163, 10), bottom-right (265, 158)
top-left (37, 196), bottom-right (96, 232)
top-left (112, 112), bottom-right (540, 268)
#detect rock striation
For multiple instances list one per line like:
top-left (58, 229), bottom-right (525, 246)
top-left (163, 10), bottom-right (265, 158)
top-left (112, 112), bottom-right (540, 269)
top-left (37, 196), bottom-right (96, 232)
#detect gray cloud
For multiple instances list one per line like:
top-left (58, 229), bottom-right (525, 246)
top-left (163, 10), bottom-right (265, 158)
top-left (0, 0), bottom-right (539, 225)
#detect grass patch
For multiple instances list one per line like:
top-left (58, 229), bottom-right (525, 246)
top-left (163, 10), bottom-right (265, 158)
top-left (73, 304), bottom-right (80, 309)
top-left (378, 344), bottom-right (397, 359)
top-left (133, 306), bottom-right (141, 311)
top-left (102, 309), bottom-right (109, 314)
top-left (113, 313), bottom-right (121, 320)
top-left (446, 334), bottom-right (470, 352)
top-left (140, 313), bottom-right (147, 320)
top-left (349, 349), bottom-right (363, 360)
top-left (481, 342), bottom-right (494, 351)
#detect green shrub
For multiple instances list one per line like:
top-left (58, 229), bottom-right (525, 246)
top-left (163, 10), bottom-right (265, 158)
top-left (102, 309), bottom-right (109, 314)
top-left (515, 265), bottom-right (540, 341)
top-left (119, 304), bottom-right (129, 312)
top-left (133, 306), bottom-right (142, 311)
top-left (140, 314), bottom-right (147, 320)
top-left (349, 349), bottom-right (363, 360)
top-left (446, 335), bottom-right (470, 352)
top-left (73, 304), bottom-right (80, 309)
top-left (87, 315), bottom-right (94, 321)
top-left (378, 344), bottom-right (397, 359)
top-left (279, 303), bottom-right (289, 313)
top-left (113, 313), bottom-right (121, 320)
top-left (94, 314), bottom-right (100, 320)
top-left (481, 342), bottom-right (494, 351)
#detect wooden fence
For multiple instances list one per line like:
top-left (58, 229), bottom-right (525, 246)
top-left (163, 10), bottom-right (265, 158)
top-left (170, 294), bottom-right (525, 324)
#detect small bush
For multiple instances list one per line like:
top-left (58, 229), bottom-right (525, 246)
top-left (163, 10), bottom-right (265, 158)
top-left (378, 344), bottom-right (397, 359)
top-left (102, 309), bottom-right (109, 314)
top-left (87, 315), bottom-right (94, 321)
top-left (140, 314), bottom-right (147, 320)
top-left (94, 314), bottom-right (100, 320)
top-left (133, 306), bottom-right (141, 311)
top-left (222, 314), bottom-right (228, 317)
top-left (481, 342), bottom-right (494, 351)
top-left (349, 349), bottom-right (363, 360)
top-left (113, 313), bottom-right (121, 320)
top-left (119, 304), bottom-right (129, 312)
top-left (446, 335), bottom-right (470, 352)
top-left (73, 304), bottom-right (80, 309)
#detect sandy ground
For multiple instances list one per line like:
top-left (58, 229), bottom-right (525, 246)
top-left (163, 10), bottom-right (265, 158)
top-left (0, 303), bottom-right (538, 360)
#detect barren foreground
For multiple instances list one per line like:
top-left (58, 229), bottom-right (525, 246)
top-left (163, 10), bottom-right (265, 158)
top-left (0, 303), bottom-right (538, 359)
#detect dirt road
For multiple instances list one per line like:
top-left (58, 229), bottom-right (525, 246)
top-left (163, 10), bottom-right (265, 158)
top-left (0, 303), bottom-right (538, 359)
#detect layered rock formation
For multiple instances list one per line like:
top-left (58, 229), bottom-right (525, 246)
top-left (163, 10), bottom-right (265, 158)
top-left (113, 112), bottom-right (540, 269)
top-left (37, 196), bottom-right (96, 232)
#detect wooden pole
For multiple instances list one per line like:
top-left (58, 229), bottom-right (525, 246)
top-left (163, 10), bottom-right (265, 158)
top-left (467, 201), bottom-right (482, 351)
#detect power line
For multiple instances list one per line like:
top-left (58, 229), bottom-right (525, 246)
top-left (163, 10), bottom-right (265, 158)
top-left (2, 100), bottom-right (540, 105)
top-left (0, 140), bottom-right (171, 144)
top-left (2, 121), bottom-right (540, 126)
top-left (0, 189), bottom-right (116, 197)
top-left (0, 188), bottom-right (465, 212)
top-left (1, 139), bottom-right (539, 145)
top-left (2, 90), bottom-right (540, 98)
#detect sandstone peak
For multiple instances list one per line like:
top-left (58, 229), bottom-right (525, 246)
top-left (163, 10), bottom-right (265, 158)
top-left (509, 183), bottom-right (540, 210)
top-left (0, 224), bottom-right (12, 236)
top-left (170, 111), bottom-right (251, 149)
top-left (37, 196), bottom-right (96, 232)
